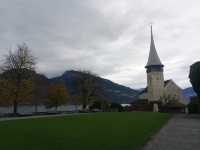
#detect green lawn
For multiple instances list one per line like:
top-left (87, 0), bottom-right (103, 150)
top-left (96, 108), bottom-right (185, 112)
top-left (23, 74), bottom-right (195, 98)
top-left (0, 112), bottom-right (171, 150)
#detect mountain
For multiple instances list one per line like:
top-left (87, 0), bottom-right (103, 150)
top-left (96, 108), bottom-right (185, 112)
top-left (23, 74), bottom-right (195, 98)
top-left (51, 70), bottom-right (139, 104)
top-left (0, 70), bottom-right (138, 104)
top-left (35, 74), bottom-right (199, 103)
top-left (182, 87), bottom-right (197, 98)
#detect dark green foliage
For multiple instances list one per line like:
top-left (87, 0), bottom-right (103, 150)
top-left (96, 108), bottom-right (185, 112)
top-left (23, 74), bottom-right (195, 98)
top-left (89, 100), bottom-right (102, 109)
top-left (188, 96), bottom-right (200, 113)
top-left (131, 99), bottom-right (153, 111)
top-left (110, 102), bottom-right (123, 112)
top-left (160, 100), bottom-right (185, 113)
top-left (0, 112), bottom-right (171, 150)
top-left (89, 99), bottom-right (110, 111)
top-left (164, 100), bottom-right (185, 108)
top-left (189, 62), bottom-right (200, 98)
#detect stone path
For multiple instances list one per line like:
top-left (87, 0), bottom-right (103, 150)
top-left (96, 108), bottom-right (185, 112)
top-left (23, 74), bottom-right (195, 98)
top-left (143, 114), bottom-right (200, 150)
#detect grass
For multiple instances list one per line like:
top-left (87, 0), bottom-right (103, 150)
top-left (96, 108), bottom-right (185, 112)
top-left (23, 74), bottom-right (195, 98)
top-left (0, 112), bottom-right (171, 150)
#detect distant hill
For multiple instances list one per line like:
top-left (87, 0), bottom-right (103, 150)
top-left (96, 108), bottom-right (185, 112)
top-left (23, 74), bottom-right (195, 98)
top-left (182, 87), bottom-right (197, 98)
top-left (51, 71), bottom-right (139, 104)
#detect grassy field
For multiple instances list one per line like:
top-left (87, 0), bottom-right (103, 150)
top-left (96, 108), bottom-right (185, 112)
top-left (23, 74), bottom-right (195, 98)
top-left (0, 112), bottom-right (171, 150)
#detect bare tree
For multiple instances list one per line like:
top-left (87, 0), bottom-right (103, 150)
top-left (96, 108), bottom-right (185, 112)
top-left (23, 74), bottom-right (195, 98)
top-left (75, 71), bottom-right (97, 110)
top-left (1, 43), bottom-right (36, 115)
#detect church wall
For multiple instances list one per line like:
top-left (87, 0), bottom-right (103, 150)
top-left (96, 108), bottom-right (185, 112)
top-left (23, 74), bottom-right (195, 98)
top-left (164, 81), bottom-right (182, 101)
top-left (164, 81), bottom-right (189, 105)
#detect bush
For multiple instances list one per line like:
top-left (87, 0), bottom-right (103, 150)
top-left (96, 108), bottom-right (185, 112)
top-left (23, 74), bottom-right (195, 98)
top-left (110, 102), bottom-right (123, 112)
top-left (89, 99), bottom-right (110, 111)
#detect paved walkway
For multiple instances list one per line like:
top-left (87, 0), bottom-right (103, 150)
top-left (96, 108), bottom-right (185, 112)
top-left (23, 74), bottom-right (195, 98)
top-left (143, 114), bottom-right (200, 150)
top-left (0, 113), bottom-right (85, 121)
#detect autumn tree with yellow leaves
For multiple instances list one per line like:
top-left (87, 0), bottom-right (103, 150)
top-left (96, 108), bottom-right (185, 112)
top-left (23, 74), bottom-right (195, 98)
top-left (0, 43), bottom-right (35, 115)
top-left (47, 82), bottom-right (69, 111)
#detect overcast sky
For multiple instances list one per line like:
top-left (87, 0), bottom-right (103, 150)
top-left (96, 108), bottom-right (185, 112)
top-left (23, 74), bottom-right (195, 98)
top-left (0, 0), bottom-right (199, 89)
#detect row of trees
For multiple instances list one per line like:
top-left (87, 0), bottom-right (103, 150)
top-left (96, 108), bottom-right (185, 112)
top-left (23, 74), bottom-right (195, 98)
top-left (0, 43), bottom-right (98, 115)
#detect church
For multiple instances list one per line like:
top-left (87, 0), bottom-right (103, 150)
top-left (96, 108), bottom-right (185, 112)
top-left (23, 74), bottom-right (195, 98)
top-left (138, 26), bottom-right (188, 112)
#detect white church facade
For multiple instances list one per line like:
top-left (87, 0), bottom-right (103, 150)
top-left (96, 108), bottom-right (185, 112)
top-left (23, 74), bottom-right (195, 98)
top-left (139, 26), bottom-right (188, 111)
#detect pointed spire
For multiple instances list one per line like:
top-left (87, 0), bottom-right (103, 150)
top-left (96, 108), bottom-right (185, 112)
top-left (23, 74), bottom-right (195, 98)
top-left (145, 25), bottom-right (163, 68)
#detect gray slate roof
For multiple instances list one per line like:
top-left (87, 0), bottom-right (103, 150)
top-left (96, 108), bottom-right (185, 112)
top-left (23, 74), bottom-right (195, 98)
top-left (146, 26), bottom-right (163, 67)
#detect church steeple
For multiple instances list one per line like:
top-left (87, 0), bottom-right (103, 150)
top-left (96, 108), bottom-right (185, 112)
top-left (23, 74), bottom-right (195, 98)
top-left (145, 25), bottom-right (164, 103)
top-left (145, 26), bottom-right (163, 68)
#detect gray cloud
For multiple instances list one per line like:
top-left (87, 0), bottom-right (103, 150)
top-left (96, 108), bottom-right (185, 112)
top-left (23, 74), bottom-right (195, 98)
top-left (0, 0), bottom-right (199, 89)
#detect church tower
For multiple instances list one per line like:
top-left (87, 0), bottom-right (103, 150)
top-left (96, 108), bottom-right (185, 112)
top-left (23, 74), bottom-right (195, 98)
top-left (145, 26), bottom-right (164, 102)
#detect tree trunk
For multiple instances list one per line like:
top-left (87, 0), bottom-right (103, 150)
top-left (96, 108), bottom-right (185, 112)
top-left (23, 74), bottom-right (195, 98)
top-left (55, 104), bottom-right (58, 112)
top-left (82, 97), bottom-right (88, 111)
top-left (34, 103), bottom-right (38, 113)
top-left (83, 103), bottom-right (87, 111)
top-left (13, 78), bottom-right (20, 115)
top-left (13, 100), bottom-right (18, 115)
top-left (75, 104), bottom-right (78, 112)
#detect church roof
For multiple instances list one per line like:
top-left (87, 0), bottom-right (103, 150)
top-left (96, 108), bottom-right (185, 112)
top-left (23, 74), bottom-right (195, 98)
top-left (146, 26), bottom-right (163, 68)
top-left (164, 80), bottom-right (171, 86)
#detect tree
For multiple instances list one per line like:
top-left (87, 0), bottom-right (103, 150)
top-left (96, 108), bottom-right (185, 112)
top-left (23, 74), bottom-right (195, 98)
top-left (188, 96), bottom-right (200, 113)
top-left (0, 43), bottom-right (35, 114)
top-left (47, 82), bottom-right (69, 111)
top-left (89, 98), bottom-right (110, 111)
top-left (110, 102), bottom-right (123, 112)
top-left (189, 62), bottom-right (200, 99)
top-left (32, 74), bottom-right (50, 113)
top-left (0, 79), bottom-right (14, 105)
top-left (71, 95), bottom-right (82, 112)
top-left (75, 71), bottom-right (97, 110)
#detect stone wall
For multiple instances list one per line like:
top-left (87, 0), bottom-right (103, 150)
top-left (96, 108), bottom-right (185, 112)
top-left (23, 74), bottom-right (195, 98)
top-left (0, 104), bottom-right (82, 115)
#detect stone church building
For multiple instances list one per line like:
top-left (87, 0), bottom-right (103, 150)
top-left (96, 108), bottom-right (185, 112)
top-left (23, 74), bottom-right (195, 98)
top-left (139, 26), bottom-right (188, 112)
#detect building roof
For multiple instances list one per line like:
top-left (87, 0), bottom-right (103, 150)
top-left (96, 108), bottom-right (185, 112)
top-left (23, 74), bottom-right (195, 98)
top-left (164, 80), bottom-right (171, 86)
top-left (146, 26), bottom-right (163, 67)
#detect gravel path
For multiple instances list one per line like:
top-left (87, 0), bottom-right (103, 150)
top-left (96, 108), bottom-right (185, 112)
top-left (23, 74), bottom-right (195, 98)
top-left (143, 114), bottom-right (200, 150)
